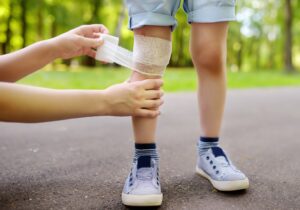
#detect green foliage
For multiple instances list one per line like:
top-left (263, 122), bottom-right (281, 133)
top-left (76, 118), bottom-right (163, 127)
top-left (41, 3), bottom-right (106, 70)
top-left (18, 67), bottom-right (300, 92)
top-left (0, 0), bottom-right (299, 71)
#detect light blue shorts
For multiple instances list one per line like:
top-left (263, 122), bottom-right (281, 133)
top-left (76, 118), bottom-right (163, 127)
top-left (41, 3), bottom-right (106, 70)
top-left (125, 0), bottom-right (236, 31)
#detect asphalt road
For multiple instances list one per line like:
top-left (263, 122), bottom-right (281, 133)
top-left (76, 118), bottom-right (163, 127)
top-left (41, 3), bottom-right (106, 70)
top-left (1, 88), bottom-right (300, 210)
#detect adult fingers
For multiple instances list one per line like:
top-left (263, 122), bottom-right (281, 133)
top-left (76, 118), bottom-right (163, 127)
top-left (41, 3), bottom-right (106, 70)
top-left (135, 109), bottom-right (160, 118)
top-left (144, 90), bottom-right (164, 99)
top-left (139, 79), bottom-right (163, 90)
top-left (78, 36), bottom-right (104, 48)
top-left (142, 99), bottom-right (164, 109)
top-left (77, 24), bottom-right (109, 36)
top-left (85, 49), bottom-right (97, 58)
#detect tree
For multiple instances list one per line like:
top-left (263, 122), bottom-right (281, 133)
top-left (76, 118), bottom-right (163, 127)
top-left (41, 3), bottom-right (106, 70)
top-left (3, 0), bottom-right (14, 53)
top-left (20, 0), bottom-right (28, 48)
top-left (284, 0), bottom-right (294, 72)
top-left (36, 0), bottom-right (44, 41)
top-left (114, 0), bottom-right (126, 38)
top-left (82, 0), bottom-right (101, 67)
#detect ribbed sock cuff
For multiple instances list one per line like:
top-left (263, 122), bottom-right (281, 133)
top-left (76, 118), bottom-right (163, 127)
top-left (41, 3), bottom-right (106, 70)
top-left (198, 136), bottom-right (219, 155)
top-left (134, 143), bottom-right (159, 163)
top-left (135, 143), bottom-right (156, 149)
top-left (200, 136), bottom-right (219, 142)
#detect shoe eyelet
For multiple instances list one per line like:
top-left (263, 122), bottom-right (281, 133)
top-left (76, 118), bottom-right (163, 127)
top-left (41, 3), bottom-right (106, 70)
top-left (206, 156), bottom-right (209, 160)
top-left (210, 160), bottom-right (213, 165)
top-left (216, 170), bottom-right (219, 174)
top-left (213, 165), bottom-right (216, 169)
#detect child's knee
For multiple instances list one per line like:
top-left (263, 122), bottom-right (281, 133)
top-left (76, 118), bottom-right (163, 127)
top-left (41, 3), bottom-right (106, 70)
top-left (191, 45), bottom-right (226, 76)
top-left (131, 34), bottom-right (172, 77)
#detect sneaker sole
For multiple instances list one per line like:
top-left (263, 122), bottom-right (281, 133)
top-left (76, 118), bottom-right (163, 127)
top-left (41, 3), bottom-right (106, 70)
top-left (122, 193), bottom-right (163, 207)
top-left (196, 166), bottom-right (249, 191)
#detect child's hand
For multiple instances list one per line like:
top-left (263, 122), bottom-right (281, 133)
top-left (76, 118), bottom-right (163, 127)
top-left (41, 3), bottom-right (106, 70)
top-left (103, 79), bottom-right (164, 117)
top-left (51, 24), bottom-right (109, 59)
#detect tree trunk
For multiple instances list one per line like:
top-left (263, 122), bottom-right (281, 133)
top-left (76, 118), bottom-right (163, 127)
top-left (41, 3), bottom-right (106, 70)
top-left (284, 0), bottom-right (294, 73)
top-left (82, 0), bottom-right (101, 67)
top-left (37, 0), bottom-right (44, 40)
top-left (268, 41), bottom-right (275, 69)
top-left (114, 0), bottom-right (126, 38)
top-left (51, 17), bottom-right (57, 68)
top-left (21, 0), bottom-right (27, 48)
top-left (236, 30), bottom-right (243, 72)
top-left (51, 18), bottom-right (57, 38)
top-left (255, 39), bottom-right (261, 70)
top-left (4, 1), bottom-right (14, 53)
top-left (237, 42), bottom-right (243, 72)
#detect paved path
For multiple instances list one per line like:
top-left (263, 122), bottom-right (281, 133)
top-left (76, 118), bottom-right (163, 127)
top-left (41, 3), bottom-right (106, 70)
top-left (1, 88), bottom-right (300, 210)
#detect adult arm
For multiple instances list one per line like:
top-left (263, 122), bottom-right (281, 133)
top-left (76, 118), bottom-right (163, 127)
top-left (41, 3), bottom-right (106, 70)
top-left (0, 79), bottom-right (163, 123)
top-left (0, 24), bottom-right (108, 82)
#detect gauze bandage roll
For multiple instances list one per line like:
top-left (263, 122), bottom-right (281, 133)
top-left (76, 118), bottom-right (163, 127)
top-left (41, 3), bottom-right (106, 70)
top-left (96, 34), bottom-right (172, 76)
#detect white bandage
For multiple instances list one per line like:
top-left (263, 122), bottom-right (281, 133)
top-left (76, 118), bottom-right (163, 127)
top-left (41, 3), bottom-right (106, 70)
top-left (96, 34), bottom-right (119, 63)
top-left (96, 34), bottom-right (172, 76)
top-left (132, 35), bottom-right (172, 76)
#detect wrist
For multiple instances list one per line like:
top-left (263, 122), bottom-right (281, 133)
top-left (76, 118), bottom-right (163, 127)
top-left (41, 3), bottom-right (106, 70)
top-left (101, 89), bottom-right (113, 116)
top-left (75, 90), bottom-right (111, 117)
top-left (45, 37), bottom-right (62, 59)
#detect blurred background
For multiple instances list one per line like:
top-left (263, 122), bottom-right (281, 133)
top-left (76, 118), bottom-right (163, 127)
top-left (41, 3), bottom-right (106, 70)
top-left (0, 0), bottom-right (299, 91)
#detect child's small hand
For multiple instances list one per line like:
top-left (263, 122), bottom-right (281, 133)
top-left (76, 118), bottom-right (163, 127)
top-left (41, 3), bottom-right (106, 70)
top-left (51, 24), bottom-right (109, 59)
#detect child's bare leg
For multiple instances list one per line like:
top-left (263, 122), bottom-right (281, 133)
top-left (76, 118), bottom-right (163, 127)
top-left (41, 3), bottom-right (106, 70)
top-left (190, 22), bottom-right (228, 137)
top-left (191, 22), bottom-right (249, 191)
top-left (130, 72), bottom-right (160, 143)
top-left (122, 26), bottom-right (172, 206)
top-left (130, 26), bottom-right (171, 143)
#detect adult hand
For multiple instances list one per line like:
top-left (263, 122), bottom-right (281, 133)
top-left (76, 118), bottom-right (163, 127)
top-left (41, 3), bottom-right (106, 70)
top-left (104, 79), bottom-right (164, 117)
top-left (51, 24), bottom-right (109, 59)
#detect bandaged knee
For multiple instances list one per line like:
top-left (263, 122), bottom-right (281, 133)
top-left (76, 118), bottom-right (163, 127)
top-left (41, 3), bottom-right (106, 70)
top-left (96, 34), bottom-right (172, 76)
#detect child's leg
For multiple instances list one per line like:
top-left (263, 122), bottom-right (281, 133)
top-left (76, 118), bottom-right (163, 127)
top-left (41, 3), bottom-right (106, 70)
top-left (122, 0), bottom-right (178, 205)
top-left (122, 26), bottom-right (172, 207)
top-left (190, 22), bottom-right (249, 191)
top-left (190, 22), bottom-right (228, 137)
top-left (130, 26), bottom-right (171, 143)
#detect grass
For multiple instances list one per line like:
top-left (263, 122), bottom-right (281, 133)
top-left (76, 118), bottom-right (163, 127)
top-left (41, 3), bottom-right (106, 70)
top-left (18, 66), bottom-right (300, 92)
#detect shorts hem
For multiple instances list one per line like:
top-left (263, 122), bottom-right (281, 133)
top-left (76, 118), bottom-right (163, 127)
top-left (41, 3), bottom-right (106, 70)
top-left (128, 12), bottom-right (177, 31)
top-left (187, 5), bottom-right (236, 23)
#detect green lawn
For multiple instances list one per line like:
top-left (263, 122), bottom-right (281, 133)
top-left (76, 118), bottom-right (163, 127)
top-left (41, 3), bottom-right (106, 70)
top-left (18, 67), bottom-right (300, 92)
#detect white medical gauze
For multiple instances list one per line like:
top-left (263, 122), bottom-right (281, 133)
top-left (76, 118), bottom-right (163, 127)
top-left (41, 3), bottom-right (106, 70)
top-left (96, 34), bottom-right (119, 63)
top-left (132, 34), bottom-right (172, 76)
top-left (95, 34), bottom-right (172, 76)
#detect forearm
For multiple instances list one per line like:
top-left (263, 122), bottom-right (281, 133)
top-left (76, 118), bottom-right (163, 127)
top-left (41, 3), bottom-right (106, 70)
top-left (0, 83), bottom-right (108, 123)
top-left (0, 39), bottom-right (57, 82)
